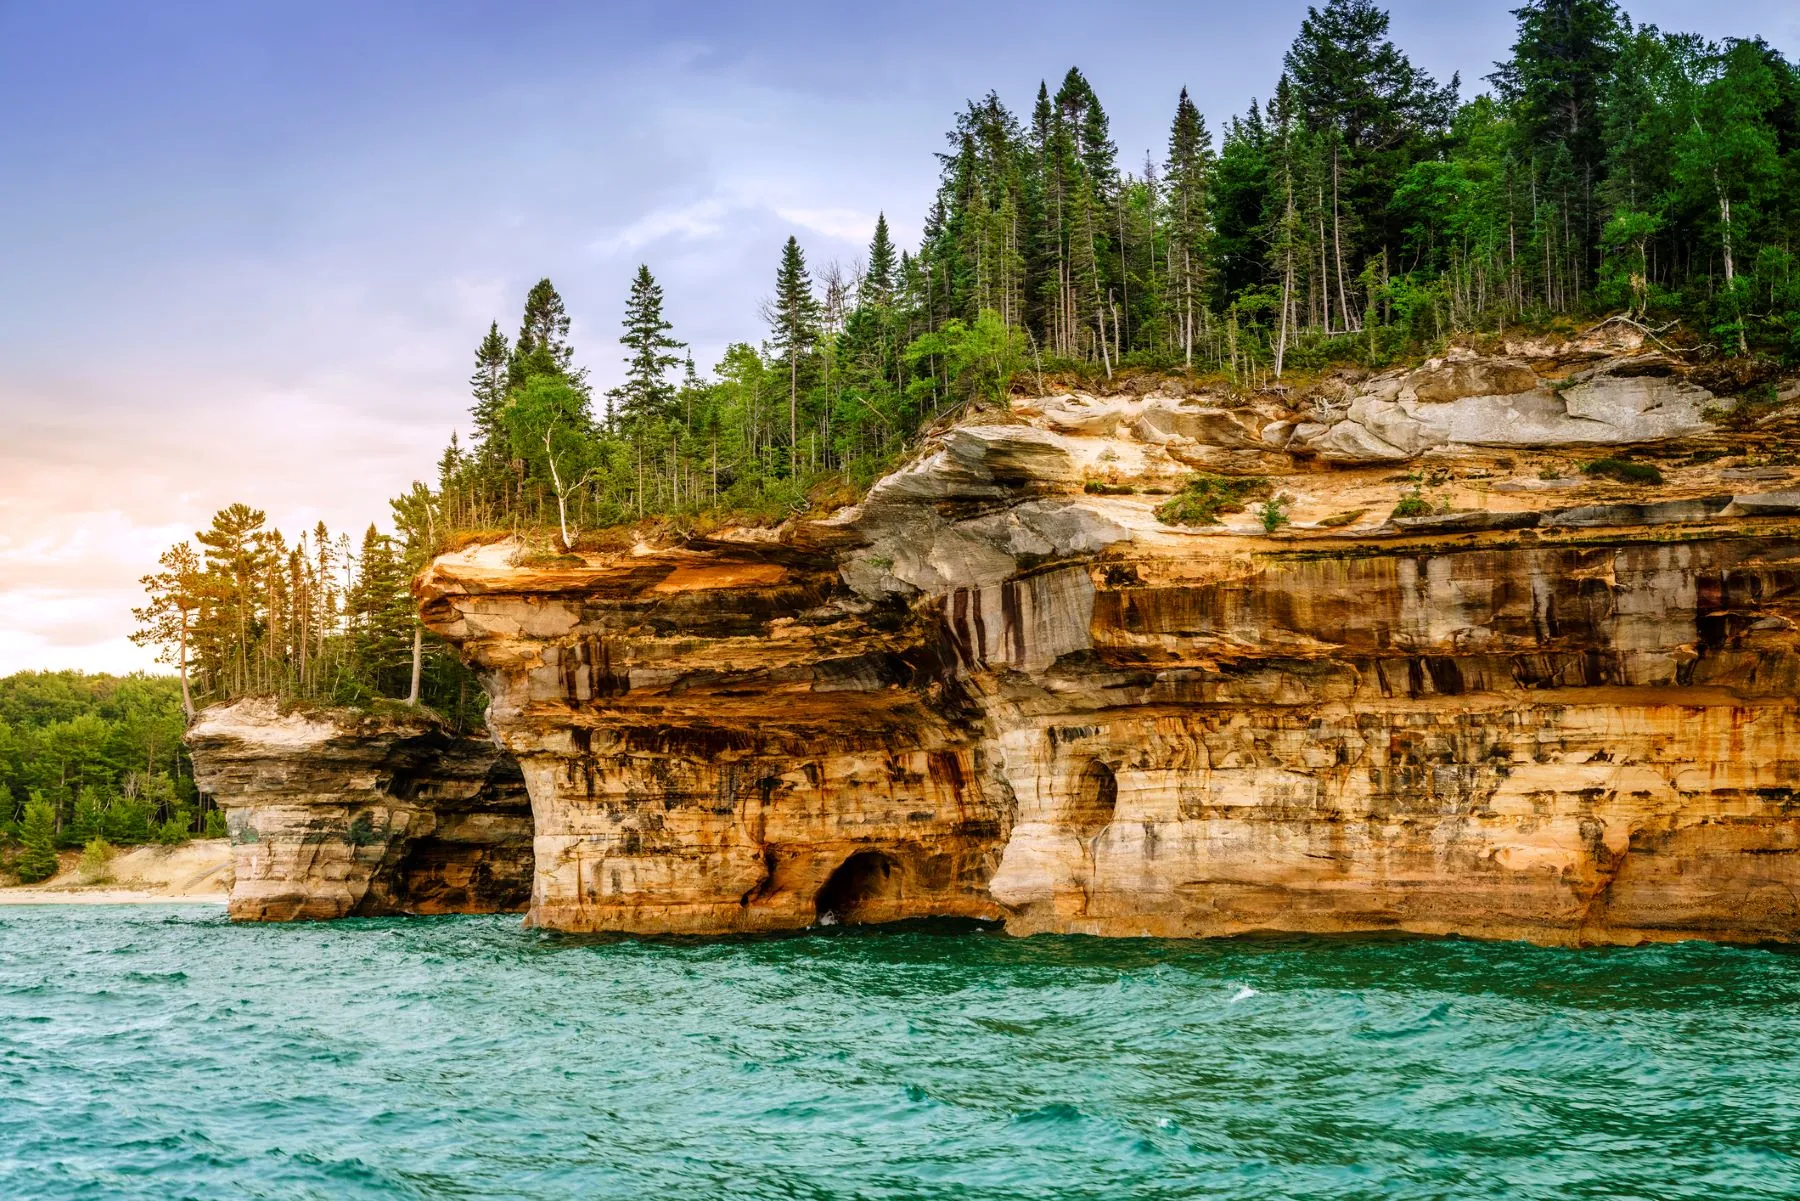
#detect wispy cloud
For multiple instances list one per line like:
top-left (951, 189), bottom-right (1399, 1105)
top-left (774, 206), bottom-right (878, 245)
top-left (589, 198), bottom-right (735, 256)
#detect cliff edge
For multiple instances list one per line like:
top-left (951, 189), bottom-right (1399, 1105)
top-left (414, 335), bottom-right (1800, 945)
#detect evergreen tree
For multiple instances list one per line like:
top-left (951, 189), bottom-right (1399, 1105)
top-left (1490, 0), bottom-right (1626, 294)
top-left (1165, 86), bottom-right (1215, 366)
top-left (16, 796), bottom-right (58, 883)
top-left (768, 236), bottom-right (821, 476)
top-left (346, 526), bottom-right (413, 697)
top-left (510, 278), bottom-right (577, 387)
top-left (194, 504), bottom-right (268, 697)
top-left (608, 265), bottom-right (685, 427)
top-left (468, 321), bottom-right (512, 459)
top-left (1491, 0), bottom-right (1624, 188)
top-left (864, 213), bottom-right (897, 304)
top-left (1285, 0), bottom-right (1458, 326)
top-left (130, 542), bottom-right (203, 721)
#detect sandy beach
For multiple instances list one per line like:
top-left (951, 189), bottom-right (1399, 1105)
top-left (0, 840), bottom-right (231, 905)
top-left (0, 889), bottom-right (225, 905)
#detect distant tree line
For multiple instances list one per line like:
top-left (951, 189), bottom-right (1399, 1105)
top-left (0, 672), bottom-right (209, 881)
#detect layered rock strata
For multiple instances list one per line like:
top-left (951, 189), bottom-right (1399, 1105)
top-left (187, 699), bottom-right (532, 920)
top-left (419, 342), bottom-right (1800, 945)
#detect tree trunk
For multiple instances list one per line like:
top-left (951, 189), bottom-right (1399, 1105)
top-left (406, 626), bottom-right (422, 707)
top-left (178, 612), bottom-right (194, 723)
top-left (1332, 146), bottom-right (1354, 332)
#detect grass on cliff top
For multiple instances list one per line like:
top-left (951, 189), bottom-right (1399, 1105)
top-left (1154, 474), bottom-right (1273, 526)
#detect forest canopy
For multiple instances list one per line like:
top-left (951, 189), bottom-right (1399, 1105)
top-left (132, 0), bottom-right (1800, 718)
top-left (0, 672), bottom-right (205, 867)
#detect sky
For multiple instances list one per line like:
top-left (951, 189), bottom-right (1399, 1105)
top-left (2, 0), bottom-right (1795, 676)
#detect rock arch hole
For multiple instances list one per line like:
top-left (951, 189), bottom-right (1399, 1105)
top-left (1065, 760), bottom-right (1117, 838)
top-left (814, 850), bottom-right (903, 925)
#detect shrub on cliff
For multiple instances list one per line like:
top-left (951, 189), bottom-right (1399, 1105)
top-left (1391, 486), bottom-right (1433, 519)
top-left (1155, 475), bottom-right (1272, 526)
top-left (1256, 494), bottom-right (1293, 532)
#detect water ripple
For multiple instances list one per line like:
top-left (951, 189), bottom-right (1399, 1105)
top-left (1, 909), bottom-right (1798, 1198)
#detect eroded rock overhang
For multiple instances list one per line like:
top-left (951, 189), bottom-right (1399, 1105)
top-left (413, 338), bottom-right (1800, 945)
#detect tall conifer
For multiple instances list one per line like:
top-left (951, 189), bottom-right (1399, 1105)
top-left (609, 264), bottom-right (685, 427)
top-left (469, 321), bottom-right (511, 459)
top-left (768, 237), bottom-right (821, 475)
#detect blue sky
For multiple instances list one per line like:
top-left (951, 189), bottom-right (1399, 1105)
top-left (1, 0), bottom-right (1795, 673)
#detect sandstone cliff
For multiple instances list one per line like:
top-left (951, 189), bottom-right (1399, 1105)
top-left (417, 335), bottom-right (1800, 945)
top-left (187, 698), bottom-right (532, 920)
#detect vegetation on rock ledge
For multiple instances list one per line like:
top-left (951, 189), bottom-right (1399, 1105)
top-left (131, 0), bottom-right (1800, 715)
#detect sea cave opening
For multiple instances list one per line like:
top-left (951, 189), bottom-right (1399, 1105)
top-left (814, 850), bottom-right (903, 925)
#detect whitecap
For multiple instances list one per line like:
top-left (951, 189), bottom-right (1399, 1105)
top-left (1230, 985), bottom-right (1258, 1003)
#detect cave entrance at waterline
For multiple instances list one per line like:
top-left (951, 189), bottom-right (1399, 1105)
top-left (814, 850), bottom-right (904, 926)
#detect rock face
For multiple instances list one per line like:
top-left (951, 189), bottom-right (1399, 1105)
top-left (418, 344), bottom-right (1800, 946)
top-left (1289, 348), bottom-right (1721, 463)
top-left (187, 698), bottom-right (532, 920)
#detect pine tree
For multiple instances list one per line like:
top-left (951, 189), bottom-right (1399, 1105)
top-left (1491, 0), bottom-right (1624, 186)
top-left (608, 264), bottom-right (685, 427)
top-left (16, 795), bottom-right (58, 883)
top-left (130, 542), bottom-right (203, 721)
top-left (346, 526), bottom-right (413, 697)
top-left (510, 278), bottom-right (577, 387)
top-left (469, 322), bottom-right (511, 459)
top-left (194, 504), bottom-right (268, 697)
top-left (865, 213), bottom-right (897, 305)
top-left (1165, 86), bottom-right (1215, 367)
top-left (768, 236), bottom-right (821, 476)
top-left (1285, 0), bottom-right (1458, 326)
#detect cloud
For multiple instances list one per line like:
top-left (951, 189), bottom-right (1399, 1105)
top-left (589, 198), bottom-right (734, 256)
top-left (774, 206), bottom-right (879, 245)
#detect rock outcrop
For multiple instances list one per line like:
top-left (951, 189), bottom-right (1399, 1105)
top-left (1290, 341), bottom-right (1723, 463)
top-left (187, 698), bottom-right (532, 920)
top-left (417, 342), bottom-right (1800, 946)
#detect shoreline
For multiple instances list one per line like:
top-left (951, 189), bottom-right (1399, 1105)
top-left (0, 888), bottom-right (226, 906)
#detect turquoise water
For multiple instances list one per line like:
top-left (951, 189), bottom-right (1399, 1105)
top-left (2, 908), bottom-right (1797, 1200)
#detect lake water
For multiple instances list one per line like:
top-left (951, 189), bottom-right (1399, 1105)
top-left (1, 906), bottom-right (1796, 1200)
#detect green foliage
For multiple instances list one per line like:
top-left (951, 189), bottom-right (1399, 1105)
top-left (1255, 494), bottom-right (1293, 533)
top-left (607, 265), bottom-right (685, 426)
top-left (1155, 475), bottom-right (1272, 526)
top-left (16, 798), bottom-right (58, 883)
top-left (155, 807), bottom-right (193, 846)
top-left (77, 838), bottom-right (114, 885)
top-left (0, 672), bottom-right (200, 849)
top-left (1391, 486), bottom-right (1433, 518)
top-left (203, 809), bottom-right (227, 839)
top-left (1582, 457), bottom-right (1665, 484)
top-left (905, 310), bottom-right (1025, 407)
top-left (103, 793), bottom-right (156, 845)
